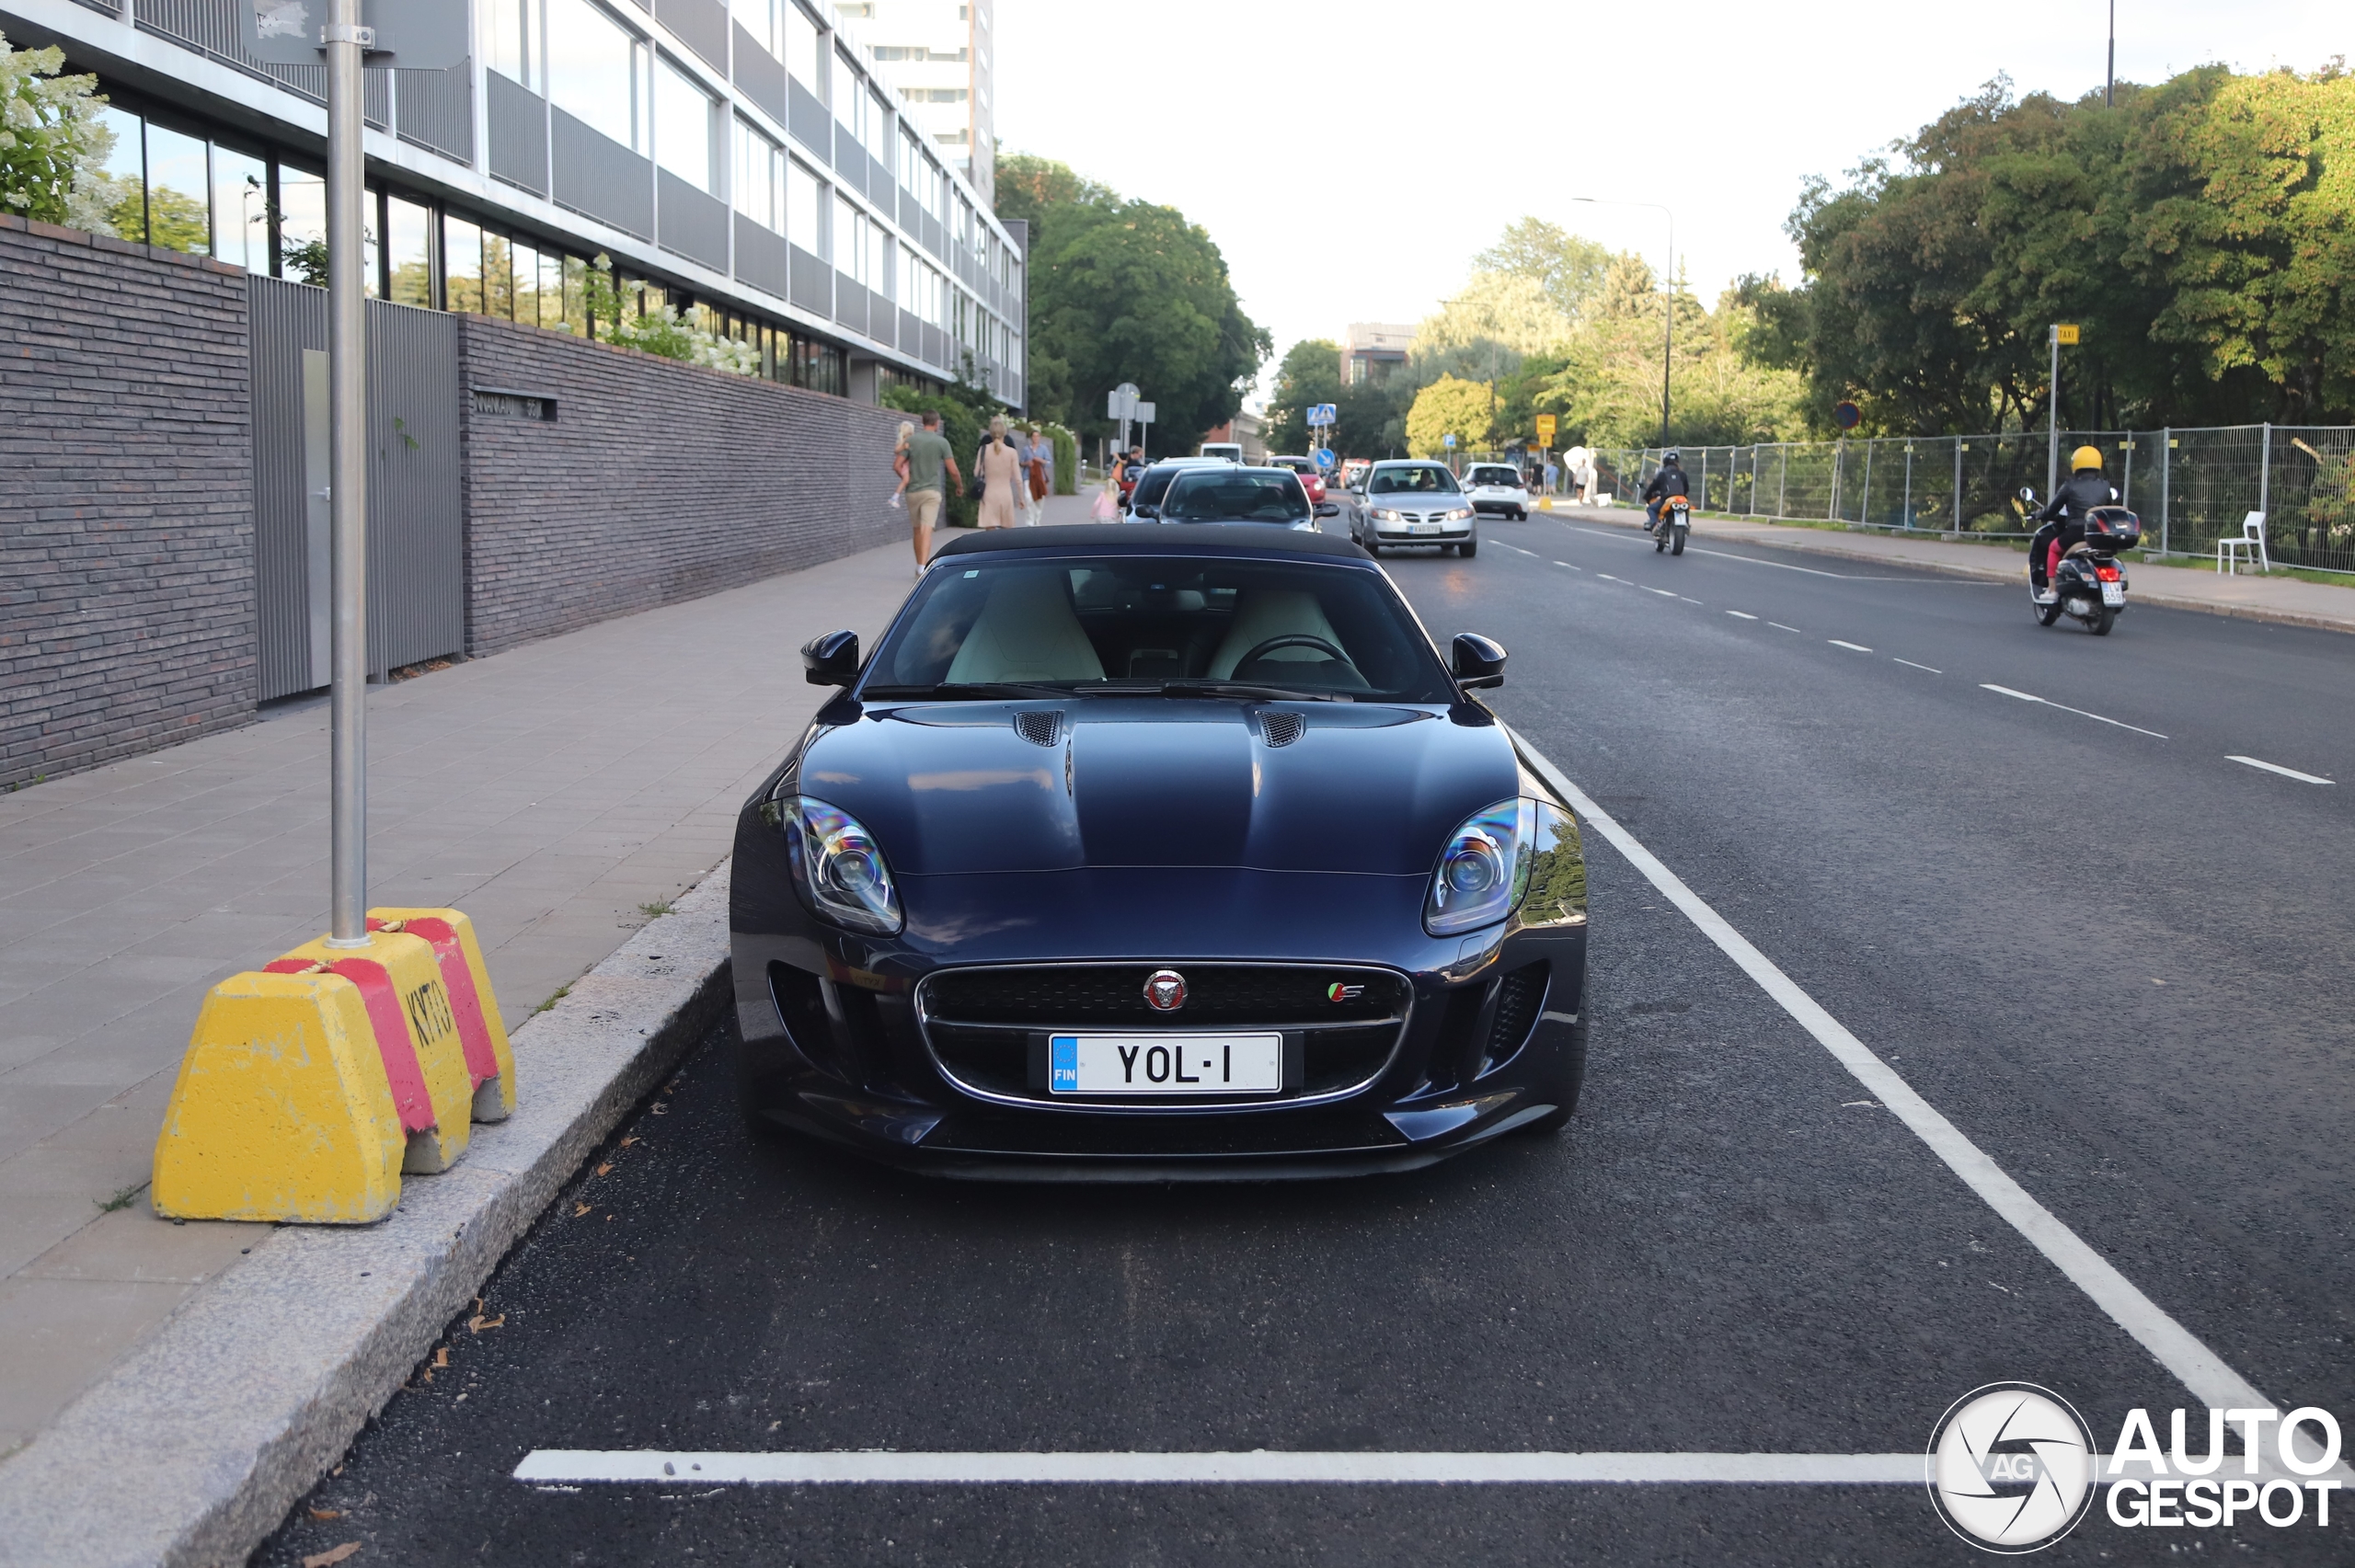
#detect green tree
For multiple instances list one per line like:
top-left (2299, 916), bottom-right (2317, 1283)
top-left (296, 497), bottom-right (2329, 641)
top-left (1264, 338), bottom-right (1341, 455)
top-left (1405, 375), bottom-right (1497, 457)
top-left (0, 34), bottom-right (109, 226)
top-left (995, 151), bottom-right (1269, 452)
top-left (1474, 217), bottom-right (1614, 324)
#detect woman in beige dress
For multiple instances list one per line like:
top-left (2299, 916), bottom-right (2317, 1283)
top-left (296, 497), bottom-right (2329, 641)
top-left (977, 414), bottom-right (1022, 530)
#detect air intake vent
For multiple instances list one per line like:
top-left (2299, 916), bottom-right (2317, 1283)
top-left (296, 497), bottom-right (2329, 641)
top-left (1012, 710), bottom-right (1063, 747)
top-left (1260, 712), bottom-right (1307, 748)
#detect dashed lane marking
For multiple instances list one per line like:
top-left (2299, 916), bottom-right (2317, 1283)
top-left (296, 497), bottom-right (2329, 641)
top-left (1678, 597), bottom-right (1704, 604)
top-left (1508, 730), bottom-right (2342, 1463)
top-left (1646, 588), bottom-right (1678, 598)
top-left (2226, 755), bottom-right (2335, 785)
top-left (1552, 560), bottom-right (1583, 573)
top-left (1981, 684), bottom-right (2169, 739)
top-left (1828, 640), bottom-right (1874, 653)
top-left (1726, 611), bottom-right (1758, 620)
top-left (1549, 523), bottom-right (1945, 580)
top-left (1893, 658), bottom-right (1942, 674)
top-left (512, 1450), bottom-right (1930, 1486)
top-left (1768, 623), bottom-right (1804, 634)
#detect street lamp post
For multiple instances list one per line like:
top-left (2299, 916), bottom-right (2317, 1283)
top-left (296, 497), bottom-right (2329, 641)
top-left (1571, 196), bottom-right (1676, 448)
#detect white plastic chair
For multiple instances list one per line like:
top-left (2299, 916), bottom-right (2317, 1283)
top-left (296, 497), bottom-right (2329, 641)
top-left (2217, 511), bottom-right (2269, 575)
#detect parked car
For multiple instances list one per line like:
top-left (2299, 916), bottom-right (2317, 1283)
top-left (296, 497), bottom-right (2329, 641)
top-left (1340, 458), bottom-right (1372, 492)
top-left (1350, 460), bottom-right (1478, 555)
top-left (1122, 456), bottom-right (1231, 521)
top-left (734, 524), bottom-right (1591, 1176)
top-left (1462, 463), bottom-right (1533, 521)
top-left (1269, 454), bottom-right (1327, 505)
top-left (1158, 466), bottom-right (1334, 531)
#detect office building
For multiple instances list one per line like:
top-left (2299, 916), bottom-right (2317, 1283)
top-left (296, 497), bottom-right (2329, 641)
top-left (833, 0), bottom-right (992, 207)
top-left (1342, 323), bottom-right (1414, 386)
top-left (4, 0), bottom-right (1026, 406)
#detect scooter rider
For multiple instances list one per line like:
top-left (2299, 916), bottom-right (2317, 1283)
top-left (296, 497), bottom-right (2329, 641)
top-left (1642, 452), bottom-right (1691, 532)
top-left (2028, 447), bottom-right (2120, 601)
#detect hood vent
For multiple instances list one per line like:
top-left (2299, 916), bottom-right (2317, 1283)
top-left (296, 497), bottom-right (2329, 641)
top-left (1259, 712), bottom-right (1307, 748)
top-left (1012, 710), bottom-right (1063, 748)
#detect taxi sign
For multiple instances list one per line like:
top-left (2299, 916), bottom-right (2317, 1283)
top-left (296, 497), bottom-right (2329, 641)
top-left (1535, 414), bottom-right (1557, 442)
top-left (2053, 324), bottom-right (2081, 345)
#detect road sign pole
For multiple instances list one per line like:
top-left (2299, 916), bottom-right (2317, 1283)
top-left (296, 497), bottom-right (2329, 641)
top-left (2046, 326), bottom-right (2062, 499)
top-left (326, 0), bottom-right (370, 947)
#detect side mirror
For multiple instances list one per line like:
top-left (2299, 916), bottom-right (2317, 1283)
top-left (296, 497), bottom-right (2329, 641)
top-left (802, 629), bottom-right (859, 686)
top-left (1452, 633), bottom-right (1507, 690)
top-left (1315, 502), bottom-right (1339, 518)
top-left (1133, 503), bottom-right (1159, 520)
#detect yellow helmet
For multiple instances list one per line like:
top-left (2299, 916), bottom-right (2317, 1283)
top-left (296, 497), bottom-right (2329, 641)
top-left (2071, 445), bottom-right (2104, 473)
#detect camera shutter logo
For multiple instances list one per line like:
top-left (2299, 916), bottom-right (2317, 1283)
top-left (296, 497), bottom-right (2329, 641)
top-left (1926, 1383), bottom-right (2097, 1552)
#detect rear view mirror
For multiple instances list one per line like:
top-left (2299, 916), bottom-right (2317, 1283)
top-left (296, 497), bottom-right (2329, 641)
top-left (1452, 633), bottom-right (1507, 690)
top-left (802, 629), bottom-right (859, 686)
top-left (1315, 502), bottom-right (1339, 518)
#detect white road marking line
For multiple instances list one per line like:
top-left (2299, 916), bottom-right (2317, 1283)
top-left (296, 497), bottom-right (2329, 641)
top-left (1678, 597), bottom-right (1704, 604)
top-left (1768, 623), bottom-right (1804, 634)
top-left (1893, 658), bottom-right (1942, 674)
top-left (1596, 573), bottom-right (1623, 582)
top-left (512, 1450), bottom-right (1929, 1486)
top-left (1725, 611), bottom-right (1758, 621)
top-left (1552, 524), bottom-right (1911, 578)
top-left (1507, 728), bottom-right (2339, 1458)
top-left (1980, 684), bottom-right (2168, 739)
top-left (1552, 560), bottom-right (1583, 572)
top-left (2226, 755), bottom-right (2334, 785)
top-left (1828, 640), bottom-right (1874, 653)
top-left (1646, 588), bottom-right (1678, 598)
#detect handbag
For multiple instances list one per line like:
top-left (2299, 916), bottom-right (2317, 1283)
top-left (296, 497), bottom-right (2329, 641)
top-left (968, 441), bottom-right (990, 501)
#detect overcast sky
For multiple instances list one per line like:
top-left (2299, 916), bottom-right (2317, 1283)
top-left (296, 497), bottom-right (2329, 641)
top-left (994, 1), bottom-right (2352, 401)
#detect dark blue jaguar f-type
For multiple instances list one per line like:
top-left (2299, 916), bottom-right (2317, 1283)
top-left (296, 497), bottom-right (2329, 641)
top-left (727, 524), bottom-right (1589, 1178)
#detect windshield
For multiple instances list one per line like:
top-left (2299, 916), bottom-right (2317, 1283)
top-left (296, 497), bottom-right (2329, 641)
top-left (1468, 466), bottom-right (1521, 486)
top-left (1130, 467), bottom-right (1182, 509)
top-left (1367, 465), bottom-right (1461, 495)
top-left (1271, 457), bottom-right (1313, 474)
top-left (864, 555), bottom-right (1454, 701)
top-left (1162, 471), bottom-right (1311, 524)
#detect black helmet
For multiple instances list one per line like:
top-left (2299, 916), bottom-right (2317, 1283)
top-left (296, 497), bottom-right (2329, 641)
top-left (1663, 450), bottom-right (1682, 464)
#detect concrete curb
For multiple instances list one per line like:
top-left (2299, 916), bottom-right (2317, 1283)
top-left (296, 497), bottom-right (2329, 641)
top-left (0, 863), bottom-right (737, 1568)
top-left (1553, 508), bottom-right (2355, 635)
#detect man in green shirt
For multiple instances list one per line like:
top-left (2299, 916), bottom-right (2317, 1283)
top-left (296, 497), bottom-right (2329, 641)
top-left (903, 410), bottom-right (961, 574)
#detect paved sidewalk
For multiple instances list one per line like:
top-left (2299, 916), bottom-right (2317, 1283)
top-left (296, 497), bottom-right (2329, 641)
top-left (1554, 505), bottom-right (2355, 635)
top-left (0, 498), bottom-right (1099, 1459)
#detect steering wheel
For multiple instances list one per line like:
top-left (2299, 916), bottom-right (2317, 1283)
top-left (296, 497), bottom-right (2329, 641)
top-left (1235, 634), bottom-right (1350, 671)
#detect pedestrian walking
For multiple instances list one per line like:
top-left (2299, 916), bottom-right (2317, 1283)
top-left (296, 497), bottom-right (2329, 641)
top-left (889, 420), bottom-right (914, 509)
top-left (1024, 425), bottom-right (1051, 525)
top-left (977, 414), bottom-right (1022, 530)
top-left (1090, 473), bottom-right (1121, 521)
top-left (903, 409), bottom-right (961, 573)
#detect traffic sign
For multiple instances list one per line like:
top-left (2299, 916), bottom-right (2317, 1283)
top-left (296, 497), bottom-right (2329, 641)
top-left (241, 0), bottom-right (468, 66)
top-left (1833, 401), bottom-right (1862, 430)
top-left (1535, 414), bottom-right (1557, 443)
top-left (1307, 404), bottom-right (1337, 428)
top-left (1315, 448), bottom-right (1334, 467)
top-left (1442, 433), bottom-right (1456, 449)
top-left (1135, 401), bottom-right (1155, 425)
top-left (2053, 324), bottom-right (2081, 345)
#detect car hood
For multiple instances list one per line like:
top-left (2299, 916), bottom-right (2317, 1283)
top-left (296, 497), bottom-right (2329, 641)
top-left (795, 699), bottom-right (1518, 876)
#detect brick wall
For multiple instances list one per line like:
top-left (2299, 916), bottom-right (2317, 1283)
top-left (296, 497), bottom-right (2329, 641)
top-left (458, 317), bottom-right (905, 655)
top-left (0, 217), bottom-right (256, 790)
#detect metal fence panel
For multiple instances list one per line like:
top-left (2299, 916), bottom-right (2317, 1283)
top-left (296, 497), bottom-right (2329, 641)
top-left (487, 73), bottom-right (548, 195)
top-left (658, 172), bottom-right (729, 271)
top-left (396, 62), bottom-right (474, 162)
top-left (551, 109), bottom-right (653, 238)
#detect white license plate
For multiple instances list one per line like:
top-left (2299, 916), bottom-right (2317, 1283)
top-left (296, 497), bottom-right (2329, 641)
top-left (2100, 581), bottom-right (2124, 606)
top-left (1410, 521), bottom-right (1442, 534)
top-left (1049, 1033), bottom-right (1282, 1094)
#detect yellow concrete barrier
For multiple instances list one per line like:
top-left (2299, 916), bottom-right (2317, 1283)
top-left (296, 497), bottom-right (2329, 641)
top-left (369, 908), bottom-right (515, 1123)
top-left (150, 969), bottom-right (406, 1223)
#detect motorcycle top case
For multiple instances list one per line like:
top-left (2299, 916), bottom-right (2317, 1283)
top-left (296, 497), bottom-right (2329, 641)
top-left (2081, 507), bottom-right (2142, 551)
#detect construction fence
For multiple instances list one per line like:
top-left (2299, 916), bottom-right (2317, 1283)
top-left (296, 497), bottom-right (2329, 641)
top-left (1577, 426), bottom-right (2355, 577)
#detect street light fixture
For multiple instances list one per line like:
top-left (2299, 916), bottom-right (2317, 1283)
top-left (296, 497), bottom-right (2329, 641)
top-left (1570, 196), bottom-right (1676, 449)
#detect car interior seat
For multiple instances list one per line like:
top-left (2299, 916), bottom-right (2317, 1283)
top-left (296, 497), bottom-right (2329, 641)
top-left (1208, 589), bottom-right (1349, 680)
top-left (944, 570), bottom-right (1107, 684)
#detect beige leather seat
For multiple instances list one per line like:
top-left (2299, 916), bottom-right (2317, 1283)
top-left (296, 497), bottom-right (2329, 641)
top-left (1208, 589), bottom-right (1346, 680)
top-left (944, 569), bottom-right (1106, 684)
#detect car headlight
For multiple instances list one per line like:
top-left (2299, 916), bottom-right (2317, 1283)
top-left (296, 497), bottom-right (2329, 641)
top-left (1447, 507), bottom-right (1475, 521)
top-left (783, 795), bottom-right (903, 934)
top-left (1425, 797), bottom-right (1535, 935)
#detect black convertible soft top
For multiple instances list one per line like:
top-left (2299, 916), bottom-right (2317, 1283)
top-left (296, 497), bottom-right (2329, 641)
top-left (933, 524), bottom-right (1369, 560)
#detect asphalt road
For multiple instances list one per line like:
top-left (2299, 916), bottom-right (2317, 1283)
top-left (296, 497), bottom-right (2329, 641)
top-left (258, 509), bottom-right (2355, 1566)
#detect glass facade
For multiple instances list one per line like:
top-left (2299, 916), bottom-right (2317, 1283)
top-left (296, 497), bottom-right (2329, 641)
top-left (67, 0), bottom-right (1022, 408)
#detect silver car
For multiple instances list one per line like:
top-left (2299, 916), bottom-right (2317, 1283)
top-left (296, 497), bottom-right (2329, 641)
top-left (1350, 460), bottom-right (1478, 556)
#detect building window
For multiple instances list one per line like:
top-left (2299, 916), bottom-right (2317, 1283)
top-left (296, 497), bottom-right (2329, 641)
top-left (867, 212), bottom-right (890, 299)
top-left (483, 0), bottom-right (540, 90)
top-left (385, 193), bottom-right (433, 306)
top-left (784, 1), bottom-right (821, 91)
top-left (787, 156), bottom-right (822, 256)
top-left (734, 119), bottom-right (784, 229)
top-left (734, 0), bottom-right (782, 57)
top-left (833, 49), bottom-right (867, 144)
top-left (211, 145), bottom-right (269, 270)
top-left (653, 55), bottom-right (715, 192)
top-left (444, 218), bottom-right (483, 311)
top-left (835, 193), bottom-right (866, 283)
top-left (546, 0), bottom-right (649, 155)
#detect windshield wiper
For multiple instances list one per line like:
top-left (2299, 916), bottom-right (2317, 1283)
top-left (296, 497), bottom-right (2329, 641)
top-left (862, 681), bottom-right (1093, 701)
top-left (1155, 680), bottom-right (1350, 703)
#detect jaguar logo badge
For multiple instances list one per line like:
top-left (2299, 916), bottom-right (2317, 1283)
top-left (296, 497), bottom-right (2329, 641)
top-left (1143, 969), bottom-right (1188, 1012)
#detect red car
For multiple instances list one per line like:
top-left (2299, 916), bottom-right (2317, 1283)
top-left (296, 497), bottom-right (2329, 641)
top-left (1270, 455), bottom-right (1327, 504)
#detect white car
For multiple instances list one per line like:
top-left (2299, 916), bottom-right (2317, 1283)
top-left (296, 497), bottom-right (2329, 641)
top-left (1198, 441), bottom-right (1244, 464)
top-left (1462, 463), bottom-right (1533, 521)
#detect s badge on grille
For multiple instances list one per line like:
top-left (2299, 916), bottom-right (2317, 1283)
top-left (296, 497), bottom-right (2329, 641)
top-left (1143, 969), bottom-right (1188, 1012)
top-left (1327, 982), bottom-right (1365, 1002)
